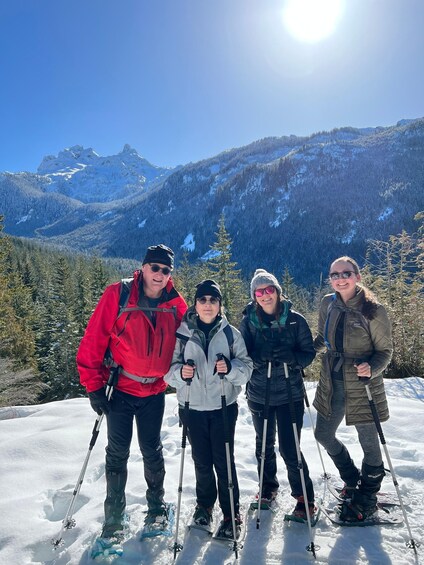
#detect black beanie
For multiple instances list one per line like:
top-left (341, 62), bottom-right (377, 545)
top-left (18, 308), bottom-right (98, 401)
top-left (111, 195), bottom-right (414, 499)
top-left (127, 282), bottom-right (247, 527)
top-left (194, 279), bottom-right (222, 302)
top-left (142, 244), bottom-right (174, 269)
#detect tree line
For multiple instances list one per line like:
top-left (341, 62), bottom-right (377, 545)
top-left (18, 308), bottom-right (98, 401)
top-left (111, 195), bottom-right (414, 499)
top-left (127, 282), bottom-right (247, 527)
top-left (0, 213), bottom-right (422, 407)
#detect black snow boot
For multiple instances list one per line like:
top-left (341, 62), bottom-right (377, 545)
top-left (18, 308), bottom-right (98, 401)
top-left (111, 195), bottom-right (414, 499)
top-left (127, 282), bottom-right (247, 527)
top-left (329, 445), bottom-right (360, 489)
top-left (338, 462), bottom-right (385, 522)
top-left (145, 467), bottom-right (166, 515)
top-left (354, 462), bottom-right (385, 511)
top-left (102, 470), bottom-right (128, 538)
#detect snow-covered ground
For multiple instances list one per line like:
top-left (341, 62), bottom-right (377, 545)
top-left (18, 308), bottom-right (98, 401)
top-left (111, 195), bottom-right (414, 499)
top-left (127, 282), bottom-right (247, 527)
top-left (0, 378), bottom-right (422, 565)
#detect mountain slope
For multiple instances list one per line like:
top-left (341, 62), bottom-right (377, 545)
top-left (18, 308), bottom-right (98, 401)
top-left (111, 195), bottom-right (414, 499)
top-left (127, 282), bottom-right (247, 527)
top-left (1, 119), bottom-right (423, 283)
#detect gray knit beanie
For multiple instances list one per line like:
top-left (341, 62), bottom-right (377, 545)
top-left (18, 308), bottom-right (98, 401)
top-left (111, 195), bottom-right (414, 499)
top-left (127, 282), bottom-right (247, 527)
top-left (250, 269), bottom-right (282, 300)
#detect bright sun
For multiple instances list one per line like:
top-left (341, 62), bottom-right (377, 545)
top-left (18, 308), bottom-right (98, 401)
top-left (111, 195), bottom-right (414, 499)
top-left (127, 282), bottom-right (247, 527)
top-left (282, 0), bottom-right (344, 43)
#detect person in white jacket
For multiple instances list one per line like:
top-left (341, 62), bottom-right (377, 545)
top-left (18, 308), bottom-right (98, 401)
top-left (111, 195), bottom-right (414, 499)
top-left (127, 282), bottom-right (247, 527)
top-left (165, 279), bottom-right (252, 539)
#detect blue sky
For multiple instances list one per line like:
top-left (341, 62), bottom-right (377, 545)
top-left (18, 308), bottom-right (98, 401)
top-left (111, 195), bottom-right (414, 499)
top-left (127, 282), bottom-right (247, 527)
top-left (1, 0), bottom-right (423, 172)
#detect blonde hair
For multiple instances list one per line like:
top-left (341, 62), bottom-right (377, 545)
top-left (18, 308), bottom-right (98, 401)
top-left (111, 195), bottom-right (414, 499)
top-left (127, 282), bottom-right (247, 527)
top-left (330, 255), bottom-right (360, 275)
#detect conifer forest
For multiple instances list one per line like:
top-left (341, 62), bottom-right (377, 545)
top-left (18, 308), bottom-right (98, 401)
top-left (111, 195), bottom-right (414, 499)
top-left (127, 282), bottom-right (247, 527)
top-left (0, 213), bottom-right (423, 407)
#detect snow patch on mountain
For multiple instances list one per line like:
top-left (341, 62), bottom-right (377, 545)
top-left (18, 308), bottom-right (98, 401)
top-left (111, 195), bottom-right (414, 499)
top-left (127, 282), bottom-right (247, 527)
top-left (16, 209), bottom-right (34, 224)
top-left (270, 206), bottom-right (289, 228)
top-left (181, 233), bottom-right (195, 252)
top-left (378, 207), bottom-right (394, 221)
top-left (338, 221), bottom-right (357, 244)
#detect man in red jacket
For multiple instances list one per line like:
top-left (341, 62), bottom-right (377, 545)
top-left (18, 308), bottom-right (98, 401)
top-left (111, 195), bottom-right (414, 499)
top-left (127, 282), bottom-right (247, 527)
top-left (77, 244), bottom-right (187, 539)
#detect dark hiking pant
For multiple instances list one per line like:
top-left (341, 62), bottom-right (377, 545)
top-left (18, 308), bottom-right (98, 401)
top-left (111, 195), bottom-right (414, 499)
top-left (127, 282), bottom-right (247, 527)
top-left (179, 403), bottom-right (240, 518)
top-left (104, 390), bottom-right (166, 523)
top-left (248, 399), bottom-right (314, 502)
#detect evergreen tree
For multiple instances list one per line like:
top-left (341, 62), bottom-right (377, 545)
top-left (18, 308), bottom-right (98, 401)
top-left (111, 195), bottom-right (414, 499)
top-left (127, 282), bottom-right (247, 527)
top-left (172, 252), bottom-right (209, 306)
top-left (206, 214), bottom-right (249, 325)
top-left (90, 257), bottom-right (110, 304)
top-left (0, 217), bottom-right (36, 368)
top-left (281, 266), bottom-right (312, 315)
top-left (365, 216), bottom-right (424, 378)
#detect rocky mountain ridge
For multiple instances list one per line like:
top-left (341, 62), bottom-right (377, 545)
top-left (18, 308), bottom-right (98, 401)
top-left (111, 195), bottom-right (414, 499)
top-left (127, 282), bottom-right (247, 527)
top-left (1, 118), bottom-right (423, 284)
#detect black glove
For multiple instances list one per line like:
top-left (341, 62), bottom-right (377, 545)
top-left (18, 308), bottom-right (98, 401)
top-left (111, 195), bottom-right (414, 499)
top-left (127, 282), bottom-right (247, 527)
top-left (88, 388), bottom-right (110, 415)
top-left (272, 344), bottom-right (296, 365)
top-left (213, 354), bottom-right (232, 375)
top-left (260, 342), bottom-right (296, 365)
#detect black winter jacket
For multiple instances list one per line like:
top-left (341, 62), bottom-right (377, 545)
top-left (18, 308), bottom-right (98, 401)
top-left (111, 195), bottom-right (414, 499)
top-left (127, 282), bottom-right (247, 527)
top-left (239, 300), bottom-right (315, 406)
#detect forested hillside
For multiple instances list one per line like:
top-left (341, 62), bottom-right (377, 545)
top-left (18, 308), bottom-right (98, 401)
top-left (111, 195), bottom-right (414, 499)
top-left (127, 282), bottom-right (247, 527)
top-left (0, 213), bottom-right (422, 407)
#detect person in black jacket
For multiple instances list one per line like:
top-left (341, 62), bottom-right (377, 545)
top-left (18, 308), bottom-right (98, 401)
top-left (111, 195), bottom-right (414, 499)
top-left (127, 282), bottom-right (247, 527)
top-left (240, 269), bottom-right (316, 519)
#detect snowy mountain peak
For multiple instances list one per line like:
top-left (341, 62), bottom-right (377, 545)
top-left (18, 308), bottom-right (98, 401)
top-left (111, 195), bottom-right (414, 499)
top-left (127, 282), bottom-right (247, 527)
top-left (121, 143), bottom-right (138, 155)
top-left (37, 146), bottom-right (99, 174)
top-left (34, 145), bottom-right (174, 203)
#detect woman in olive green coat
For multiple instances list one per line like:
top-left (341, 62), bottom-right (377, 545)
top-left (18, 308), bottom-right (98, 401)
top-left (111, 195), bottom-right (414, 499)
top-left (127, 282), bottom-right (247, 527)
top-left (313, 256), bottom-right (393, 522)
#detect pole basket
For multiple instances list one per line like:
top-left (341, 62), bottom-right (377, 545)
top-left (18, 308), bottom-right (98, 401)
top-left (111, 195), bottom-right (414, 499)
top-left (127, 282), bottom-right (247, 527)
top-left (306, 541), bottom-right (319, 558)
top-left (51, 538), bottom-right (65, 549)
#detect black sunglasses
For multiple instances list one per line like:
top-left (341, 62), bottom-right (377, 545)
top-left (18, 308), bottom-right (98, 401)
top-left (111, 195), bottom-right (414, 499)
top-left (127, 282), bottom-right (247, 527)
top-left (149, 263), bottom-right (172, 276)
top-left (329, 271), bottom-right (356, 280)
top-left (196, 296), bottom-right (220, 305)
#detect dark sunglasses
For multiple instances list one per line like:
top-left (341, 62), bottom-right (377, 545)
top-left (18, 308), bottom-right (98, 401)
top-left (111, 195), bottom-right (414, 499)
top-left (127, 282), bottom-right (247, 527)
top-left (329, 270), bottom-right (356, 280)
top-left (254, 285), bottom-right (276, 297)
top-left (196, 296), bottom-right (220, 305)
top-left (149, 263), bottom-right (172, 276)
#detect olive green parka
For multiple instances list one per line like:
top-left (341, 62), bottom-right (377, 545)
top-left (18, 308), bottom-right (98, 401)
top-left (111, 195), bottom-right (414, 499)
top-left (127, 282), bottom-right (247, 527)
top-left (313, 287), bottom-right (393, 426)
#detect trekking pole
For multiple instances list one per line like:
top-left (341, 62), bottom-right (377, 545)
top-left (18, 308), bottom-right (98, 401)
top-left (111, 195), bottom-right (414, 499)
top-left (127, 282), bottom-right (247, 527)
top-left (301, 370), bottom-right (330, 482)
top-left (283, 363), bottom-right (317, 559)
top-left (172, 360), bottom-right (194, 560)
top-left (52, 364), bottom-right (120, 549)
top-left (217, 353), bottom-right (239, 558)
top-left (256, 360), bottom-right (272, 529)
top-left (361, 376), bottom-right (419, 554)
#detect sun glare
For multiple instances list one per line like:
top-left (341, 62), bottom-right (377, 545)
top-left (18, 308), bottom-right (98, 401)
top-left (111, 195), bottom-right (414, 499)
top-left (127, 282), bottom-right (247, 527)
top-left (282, 0), bottom-right (344, 43)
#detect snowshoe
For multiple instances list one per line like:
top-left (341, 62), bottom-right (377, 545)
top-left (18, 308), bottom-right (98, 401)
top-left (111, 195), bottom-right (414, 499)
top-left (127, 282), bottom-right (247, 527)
top-left (213, 514), bottom-right (242, 541)
top-left (320, 503), bottom-right (403, 527)
top-left (250, 490), bottom-right (278, 511)
top-left (140, 502), bottom-right (175, 539)
top-left (188, 504), bottom-right (214, 533)
top-left (327, 479), bottom-right (402, 508)
top-left (91, 515), bottom-right (129, 559)
top-left (284, 496), bottom-right (319, 525)
top-left (336, 499), bottom-right (378, 522)
top-left (90, 536), bottom-right (125, 560)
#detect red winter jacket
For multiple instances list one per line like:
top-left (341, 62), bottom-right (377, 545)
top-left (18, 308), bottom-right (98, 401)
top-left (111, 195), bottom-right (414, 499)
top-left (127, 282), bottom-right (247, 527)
top-left (77, 270), bottom-right (187, 397)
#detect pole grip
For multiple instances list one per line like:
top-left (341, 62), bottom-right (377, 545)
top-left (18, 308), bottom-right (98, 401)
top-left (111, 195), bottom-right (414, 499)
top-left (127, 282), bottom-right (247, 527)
top-left (185, 358), bottom-right (195, 384)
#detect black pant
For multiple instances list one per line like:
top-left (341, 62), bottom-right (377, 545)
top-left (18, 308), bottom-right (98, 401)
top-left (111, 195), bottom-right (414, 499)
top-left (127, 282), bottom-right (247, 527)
top-left (179, 403), bottom-right (240, 518)
top-left (248, 399), bottom-right (314, 502)
top-left (106, 390), bottom-right (166, 508)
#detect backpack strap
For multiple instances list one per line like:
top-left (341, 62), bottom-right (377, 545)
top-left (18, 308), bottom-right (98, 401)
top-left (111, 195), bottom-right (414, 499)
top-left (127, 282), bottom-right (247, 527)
top-left (176, 324), bottom-right (235, 360)
top-left (324, 294), bottom-right (337, 350)
top-left (223, 324), bottom-right (235, 360)
top-left (103, 278), bottom-right (134, 368)
top-left (117, 277), bottom-right (176, 317)
top-left (118, 278), bottom-right (134, 315)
